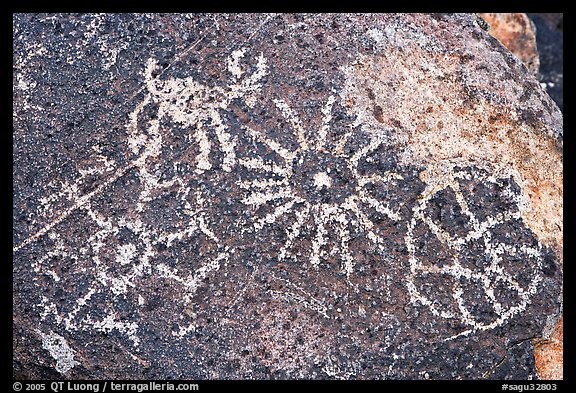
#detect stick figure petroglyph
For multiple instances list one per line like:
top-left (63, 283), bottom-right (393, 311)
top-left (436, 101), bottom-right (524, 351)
top-left (17, 46), bottom-right (551, 350)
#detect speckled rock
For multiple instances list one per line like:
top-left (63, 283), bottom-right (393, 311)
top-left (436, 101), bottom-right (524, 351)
top-left (479, 13), bottom-right (539, 75)
top-left (13, 13), bottom-right (563, 380)
top-left (533, 316), bottom-right (563, 380)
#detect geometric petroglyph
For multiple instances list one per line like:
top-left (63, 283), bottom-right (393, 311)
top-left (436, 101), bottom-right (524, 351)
top-left (13, 13), bottom-right (563, 380)
top-left (405, 161), bottom-right (545, 340)
top-left (16, 45), bottom-right (551, 352)
top-left (22, 48), bottom-right (269, 347)
top-left (237, 94), bottom-right (403, 278)
top-left (34, 191), bottom-right (228, 347)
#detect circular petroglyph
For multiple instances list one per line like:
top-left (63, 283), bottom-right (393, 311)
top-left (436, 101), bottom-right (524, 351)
top-left (13, 13), bottom-right (562, 379)
top-left (405, 162), bottom-right (545, 339)
top-left (19, 48), bottom-right (551, 349)
top-left (236, 94), bottom-right (404, 277)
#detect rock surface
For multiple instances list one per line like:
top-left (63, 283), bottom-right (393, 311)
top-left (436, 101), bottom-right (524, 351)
top-left (479, 13), bottom-right (540, 75)
top-left (479, 14), bottom-right (564, 378)
top-left (13, 13), bottom-right (563, 380)
top-left (533, 316), bottom-right (563, 380)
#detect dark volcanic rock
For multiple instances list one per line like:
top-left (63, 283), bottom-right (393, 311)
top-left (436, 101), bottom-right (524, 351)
top-left (13, 13), bottom-right (563, 380)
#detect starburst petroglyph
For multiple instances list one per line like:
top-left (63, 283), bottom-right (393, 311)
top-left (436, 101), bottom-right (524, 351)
top-left (238, 95), bottom-right (403, 277)
top-left (33, 185), bottom-right (230, 346)
top-left (405, 161), bottom-right (544, 340)
top-left (16, 42), bottom-right (554, 353)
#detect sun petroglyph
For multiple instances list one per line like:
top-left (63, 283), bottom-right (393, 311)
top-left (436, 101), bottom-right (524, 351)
top-left (34, 187), bottom-right (229, 346)
top-left (237, 94), bottom-right (403, 277)
top-left (405, 160), bottom-right (545, 340)
top-left (16, 44), bottom-right (555, 354)
top-left (13, 13), bottom-right (564, 380)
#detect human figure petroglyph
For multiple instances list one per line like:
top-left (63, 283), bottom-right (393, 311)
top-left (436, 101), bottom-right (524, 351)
top-left (20, 49), bottom-right (551, 349)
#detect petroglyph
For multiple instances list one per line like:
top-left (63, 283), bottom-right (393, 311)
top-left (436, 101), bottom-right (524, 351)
top-left (17, 49), bottom-right (267, 347)
top-left (13, 47), bottom-right (267, 253)
top-left (18, 47), bottom-right (553, 349)
top-left (405, 160), bottom-right (545, 340)
top-left (238, 94), bottom-right (403, 278)
top-left (13, 15), bottom-right (561, 379)
top-left (32, 192), bottom-right (228, 345)
top-left (133, 48), bottom-right (267, 174)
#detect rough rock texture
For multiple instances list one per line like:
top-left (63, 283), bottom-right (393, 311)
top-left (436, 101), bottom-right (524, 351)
top-left (13, 13), bottom-right (563, 380)
top-left (527, 13), bottom-right (563, 112)
top-left (533, 316), bottom-right (563, 380)
top-left (479, 13), bottom-right (540, 75)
